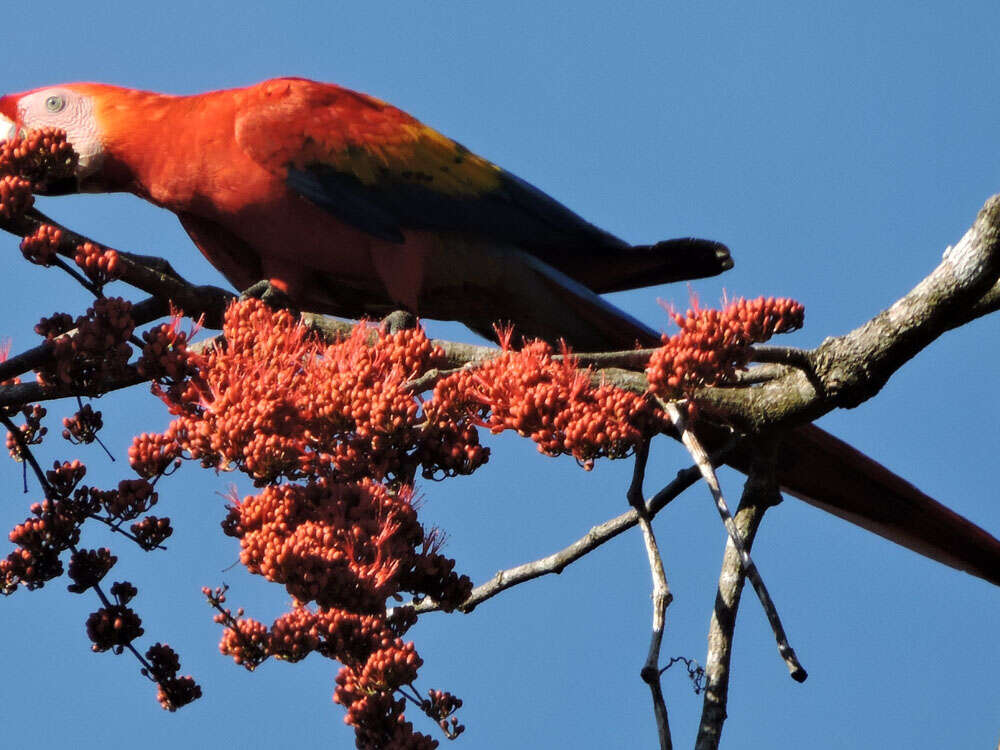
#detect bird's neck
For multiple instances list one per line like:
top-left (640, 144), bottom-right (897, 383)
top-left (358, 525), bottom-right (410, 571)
top-left (92, 89), bottom-right (239, 212)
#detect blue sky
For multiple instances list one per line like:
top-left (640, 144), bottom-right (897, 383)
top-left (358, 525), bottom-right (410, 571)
top-left (1, 2), bottom-right (997, 748)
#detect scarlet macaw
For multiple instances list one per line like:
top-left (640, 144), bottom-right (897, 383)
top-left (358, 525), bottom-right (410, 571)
top-left (0, 78), bottom-right (997, 585)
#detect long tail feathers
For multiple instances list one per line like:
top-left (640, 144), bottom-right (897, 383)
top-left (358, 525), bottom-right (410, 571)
top-left (726, 424), bottom-right (1000, 586)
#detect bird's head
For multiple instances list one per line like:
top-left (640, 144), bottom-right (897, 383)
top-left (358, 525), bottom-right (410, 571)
top-left (0, 84), bottom-right (109, 194)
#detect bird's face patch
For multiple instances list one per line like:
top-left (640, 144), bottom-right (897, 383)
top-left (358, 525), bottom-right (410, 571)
top-left (14, 87), bottom-right (105, 184)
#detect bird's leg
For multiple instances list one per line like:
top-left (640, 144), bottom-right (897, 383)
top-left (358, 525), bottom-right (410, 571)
top-left (240, 279), bottom-right (299, 315)
top-left (381, 310), bottom-right (418, 333)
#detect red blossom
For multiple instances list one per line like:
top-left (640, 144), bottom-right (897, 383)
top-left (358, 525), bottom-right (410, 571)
top-left (67, 547), bottom-right (116, 593)
top-left (130, 516), bottom-right (172, 551)
top-left (428, 340), bottom-right (665, 469)
top-left (0, 174), bottom-right (33, 219)
top-left (35, 297), bottom-right (134, 388)
top-left (20, 224), bottom-right (63, 266)
top-left (85, 604), bottom-right (144, 652)
top-left (34, 312), bottom-right (74, 340)
top-left (0, 127), bottom-right (77, 188)
top-left (74, 241), bottom-right (121, 285)
top-left (135, 299), bottom-right (485, 485)
top-left (647, 295), bottom-right (805, 396)
top-left (6, 404), bottom-right (47, 460)
top-left (61, 403), bottom-right (103, 444)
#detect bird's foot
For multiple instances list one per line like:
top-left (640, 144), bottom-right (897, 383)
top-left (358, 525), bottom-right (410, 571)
top-left (241, 279), bottom-right (299, 315)
top-left (382, 309), bottom-right (418, 334)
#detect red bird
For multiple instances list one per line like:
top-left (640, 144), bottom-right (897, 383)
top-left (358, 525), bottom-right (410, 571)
top-left (1, 78), bottom-right (997, 585)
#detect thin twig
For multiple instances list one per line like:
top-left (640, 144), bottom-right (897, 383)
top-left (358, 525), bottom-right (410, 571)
top-left (695, 442), bottom-right (782, 750)
top-left (663, 400), bottom-right (807, 682)
top-left (628, 439), bottom-right (673, 750)
top-left (0, 413), bottom-right (169, 684)
top-left (413, 449), bottom-right (735, 615)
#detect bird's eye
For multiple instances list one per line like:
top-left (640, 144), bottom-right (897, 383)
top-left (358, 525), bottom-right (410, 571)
top-left (45, 95), bottom-right (66, 113)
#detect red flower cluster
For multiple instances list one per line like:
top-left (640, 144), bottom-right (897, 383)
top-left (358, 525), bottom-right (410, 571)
top-left (0, 127), bottom-right (78, 188)
top-left (205, 587), bottom-right (444, 747)
top-left (131, 301), bottom-right (476, 746)
top-left (62, 403), bottom-right (103, 444)
top-left (136, 316), bottom-right (198, 383)
top-left (131, 296), bottom-right (807, 745)
top-left (19, 223), bottom-right (62, 265)
top-left (74, 241), bottom-right (122, 286)
top-left (428, 340), bottom-right (665, 469)
top-left (223, 479), bottom-right (469, 614)
top-left (6, 404), bottom-right (47, 460)
top-left (67, 547), bottom-right (117, 593)
top-left (35, 297), bottom-right (135, 388)
top-left (128, 431), bottom-right (181, 479)
top-left (86, 603), bottom-right (144, 651)
top-left (0, 175), bottom-right (33, 219)
top-left (647, 296), bottom-right (805, 395)
top-left (0, 128), bottom-right (77, 220)
top-left (133, 299), bottom-right (487, 484)
top-left (145, 642), bottom-right (202, 712)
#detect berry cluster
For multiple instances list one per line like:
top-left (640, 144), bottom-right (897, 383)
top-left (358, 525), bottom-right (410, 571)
top-left (130, 516), bottom-right (172, 551)
top-left (647, 296), bottom-right (805, 395)
top-left (74, 241), bottom-right (122, 286)
top-left (61, 403), bottom-right (103, 445)
top-left (131, 301), bottom-right (476, 746)
top-left (6, 404), bottom-right (47, 460)
top-left (34, 312), bottom-right (74, 340)
top-left (0, 174), bottom-right (32, 219)
top-left (0, 456), bottom-right (170, 597)
top-left (144, 642), bottom-right (201, 711)
top-left (0, 126), bottom-right (78, 188)
top-left (19, 223), bottom-right (62, 265)
top-left (35, 297), bottom-right (135, 388)
top-left (133, 298), bottom-right (487, 485)
top-left (428, 340), bottom-right (665, 469)
top-left (0, 129), bottom-right (77, 220)
top-left (136, 316), bottom-right (198, 383)
top-left (423, 689), bottom-right (465, 740)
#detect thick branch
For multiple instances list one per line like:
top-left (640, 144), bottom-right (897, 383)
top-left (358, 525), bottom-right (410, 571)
top-left (1, 207), bottom-right (234, 327)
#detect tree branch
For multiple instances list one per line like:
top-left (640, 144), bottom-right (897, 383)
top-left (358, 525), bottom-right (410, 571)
top-left (628, 439), bottom-right (674, 750)
top-left (1, 207), bottom-right (234, 328)
top-left (664, 400), bottom-right (807, 682)
top-left (412, 450), bottom-right (738, 615)
top-left (695, 440), bottom-right (782, 750)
